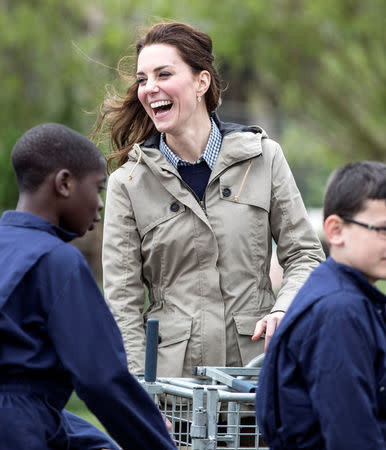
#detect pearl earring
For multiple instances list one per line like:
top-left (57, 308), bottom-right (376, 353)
top-left (197, 95), bottom-right (201, 103)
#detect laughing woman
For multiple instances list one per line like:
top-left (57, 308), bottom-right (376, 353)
top-left (95, 22), bottom-right (325, 378)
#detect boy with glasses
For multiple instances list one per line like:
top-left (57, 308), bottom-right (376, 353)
top-left (256, 160), bottom-right (386, 449)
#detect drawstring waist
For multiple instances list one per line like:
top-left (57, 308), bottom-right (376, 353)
top-left (0, 374), bottom-right (72, 410)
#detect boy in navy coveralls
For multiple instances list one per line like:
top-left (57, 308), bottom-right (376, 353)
top-left (256, 161), bottom-right (386, 449)
top-left (0, 123), bottom-right (175, 449)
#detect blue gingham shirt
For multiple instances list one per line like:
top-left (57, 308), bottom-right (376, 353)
top-left (159, 117), bottom-right (222, 170)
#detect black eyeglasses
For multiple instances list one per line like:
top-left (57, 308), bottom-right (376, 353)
top-left (341, 216), bottom-right (386, 239)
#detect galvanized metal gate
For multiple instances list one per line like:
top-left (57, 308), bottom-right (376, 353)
top-left (140, 319), bottom-right (266, 449)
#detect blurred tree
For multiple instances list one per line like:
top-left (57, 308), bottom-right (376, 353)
top-left (197, 0), bottom-right (385, 161)
top-left (138, 0), bottom-right (385, 204)
top-left (1, 0), bottom-right (385, 211)
top-left (0, 0), bottom-right (138, 211)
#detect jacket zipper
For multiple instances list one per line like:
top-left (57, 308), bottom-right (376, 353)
top-left (177, 178), bottom-right (207, 215)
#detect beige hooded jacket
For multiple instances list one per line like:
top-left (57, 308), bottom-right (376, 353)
top-left (102, 118), bottom-right (325, 377)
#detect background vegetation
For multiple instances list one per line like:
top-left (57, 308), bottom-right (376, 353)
top-left (1, 0), bottom-right (385, 432)
top-left (1, 0), bottom-right (385, 211)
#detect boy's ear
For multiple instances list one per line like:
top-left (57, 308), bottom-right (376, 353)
top-left (324, 214), bottom-right (345, 247)
top-left (54, 169), bottom-right (73, 198)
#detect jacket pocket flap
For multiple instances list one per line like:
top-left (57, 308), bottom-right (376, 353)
top-left (219, 163), bottom-right (270, 211)
top-left (141, 203), bottom-right (186, 237)
top-left (233, 308), bottom-right (271, 336)
top-left (158, 317), bottom-right (192, 347)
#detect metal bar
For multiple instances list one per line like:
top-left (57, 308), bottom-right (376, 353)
top-left (225, 401), bottom-right (239, 448)
top-left (206, 387), bottom-right (219, 447)
top-left (195, 367), bottom-right (259, 378)
top-left (193, 366), bottom-right (259, 393)
top-left (141, 380), bottom-right (256, 402)
top-left (144, 318), bottom-right (158, 382)
top-left (191, 387), bottom-right (206, 450)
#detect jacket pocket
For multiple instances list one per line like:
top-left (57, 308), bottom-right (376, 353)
top-left (158, 318), bottom-right (192, 347)
top-left (233, 308), bottom-right (271, 365)
top-left (147, 311), bottom-right (192, 377)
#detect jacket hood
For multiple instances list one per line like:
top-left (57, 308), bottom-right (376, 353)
top-left (140, 112), bottom-right (268, 149)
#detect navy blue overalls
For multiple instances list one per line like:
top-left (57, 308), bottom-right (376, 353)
top-left (0, 211), bottom-right (175, 450)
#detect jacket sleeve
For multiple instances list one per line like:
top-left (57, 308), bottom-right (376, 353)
top-left (268, 141), bottom-right (325, 311)
top-left (46, 251), bottom-right (175, 450)
top-left (102, 171), bottom-right (146, 375)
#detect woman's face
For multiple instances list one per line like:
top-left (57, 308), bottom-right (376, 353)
top-left (136, 43), bottom-right (207, 135)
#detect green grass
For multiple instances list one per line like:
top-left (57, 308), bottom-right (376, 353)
top-left (65, 393), bottom-right (105, 431)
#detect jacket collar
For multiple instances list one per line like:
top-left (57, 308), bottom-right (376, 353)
top-left (335, 258), bottom-right (386, 305)
top-left (135, 113), bottom-right (266, 172)
top-left (0, 211), bottom-right (78, 242)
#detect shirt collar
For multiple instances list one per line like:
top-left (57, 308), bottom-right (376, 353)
top-left (0, 210), bottom-right (78, 242)
top-left (159, 117), bottom-right (222, 170)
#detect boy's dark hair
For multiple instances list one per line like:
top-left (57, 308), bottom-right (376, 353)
top-left (12, 123), bottom-right (106, 192)
top-left (324, 160), bottom-right (386, 221)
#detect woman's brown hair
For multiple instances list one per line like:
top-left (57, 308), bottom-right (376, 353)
top-left (93, 22), bottom-right (222, 171)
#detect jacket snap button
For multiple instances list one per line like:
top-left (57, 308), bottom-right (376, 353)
top-left (380, 386), bottom-right (385, 392)
top-left (170, 202), bottom-right (180, 212)
top-left (222, 188), bottom-right (231, 197)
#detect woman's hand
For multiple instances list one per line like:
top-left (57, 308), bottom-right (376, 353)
top-left (165, 417), bottom-right (173, 433)
top-left (252, 311), bottom-right (285, 352)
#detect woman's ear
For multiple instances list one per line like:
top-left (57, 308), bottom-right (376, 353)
top-left (54, 169), bottom-right (72, 198)
top-left (324, 214), bottom-right (345, 247)
top-left (197, 70), bottom-right (211, 98)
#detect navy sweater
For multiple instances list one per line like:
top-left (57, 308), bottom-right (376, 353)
top-left (178, 159), bottom-right (211, 200)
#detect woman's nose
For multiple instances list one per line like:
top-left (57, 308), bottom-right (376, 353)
top-left (144, 78), bottom-right (159, 94)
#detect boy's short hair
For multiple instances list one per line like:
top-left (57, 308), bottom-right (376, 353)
top-left (11, 123), bottom-right (106, 192)
top-left (323, 160), bottom-right (386, 221)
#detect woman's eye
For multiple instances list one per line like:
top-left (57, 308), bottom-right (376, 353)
top-left (159, 72), bottom-right (171, 78)
top-left (136, 78), bottom-right (146, 85)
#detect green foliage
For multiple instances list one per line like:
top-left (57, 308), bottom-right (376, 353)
top-left (0, 0), bottom-right (137, 212)
top-left (0, 129), bottom-right (20, 211)
top-left (203, 0), bottom-right (386, 165)
top-left (1, 0), bottom-right (385, 211)
top-left (376, 280), bottom-right (386, 294)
